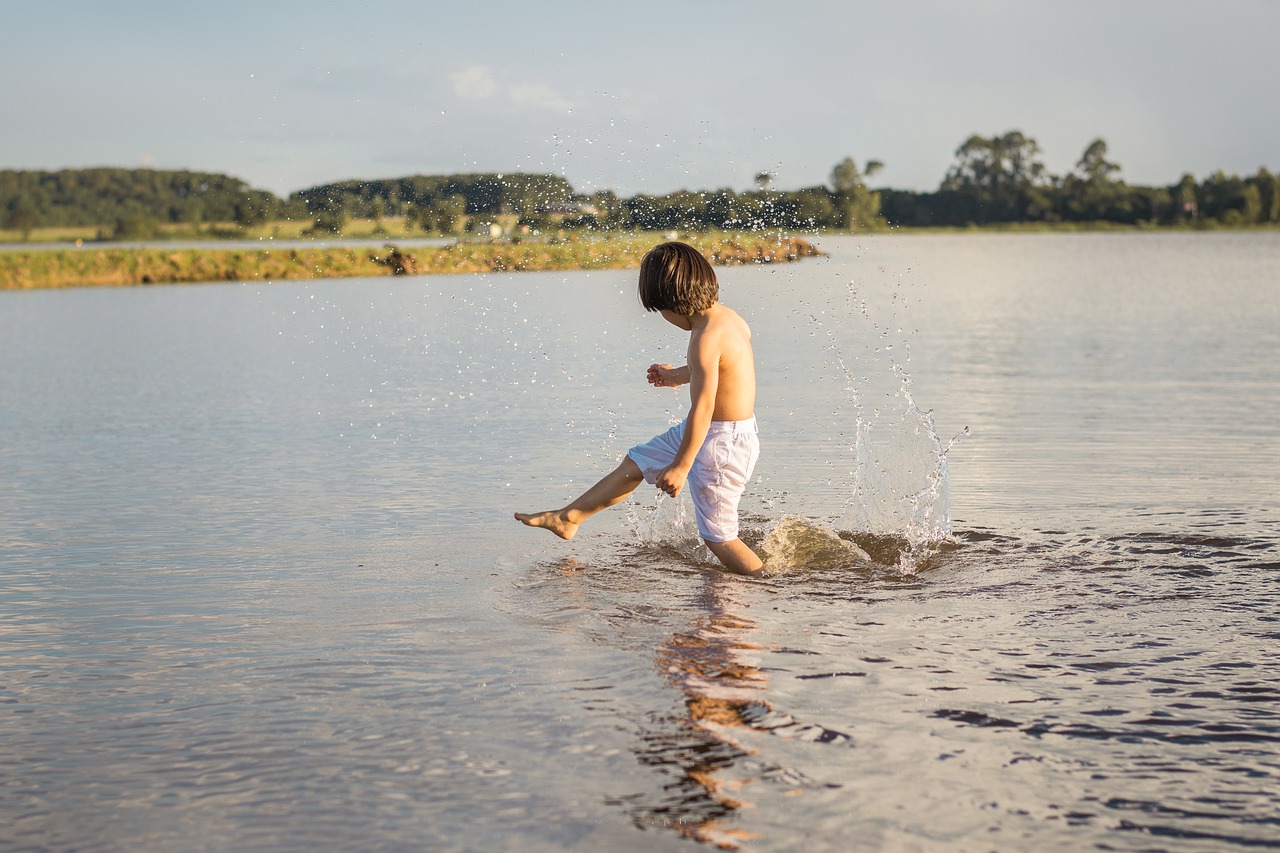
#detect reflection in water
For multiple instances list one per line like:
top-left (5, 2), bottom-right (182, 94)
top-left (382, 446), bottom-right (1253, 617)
top-left (643, 575), bottom-right (767, 848)
top-left (624, 573), bottom-right (850, 849)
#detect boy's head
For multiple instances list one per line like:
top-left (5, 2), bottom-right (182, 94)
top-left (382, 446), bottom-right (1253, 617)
top-left (638, 242), bottom-right (719, 315)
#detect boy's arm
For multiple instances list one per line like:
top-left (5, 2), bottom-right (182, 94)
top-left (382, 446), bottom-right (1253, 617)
top-left (647, 363), bottom-right (690, 388)
top-left (655, 336), bottom-right (719, 498)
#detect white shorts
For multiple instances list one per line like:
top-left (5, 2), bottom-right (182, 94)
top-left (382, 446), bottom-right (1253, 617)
top-left (627, 417), bottom-right (760, 543)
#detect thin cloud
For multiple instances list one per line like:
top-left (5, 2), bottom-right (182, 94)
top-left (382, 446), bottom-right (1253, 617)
top-left (509, 83), bottom-right (573, 113)
top-left (449, 65), bottom-right (498, 99)
top-left (449, 66), bottom-right (571, 113)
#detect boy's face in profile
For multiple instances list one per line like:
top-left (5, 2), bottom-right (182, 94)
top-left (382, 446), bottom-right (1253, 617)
top-left (659, 309), bottom-right (693, 331)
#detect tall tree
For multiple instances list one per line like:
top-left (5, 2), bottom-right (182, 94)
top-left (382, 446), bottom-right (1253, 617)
top-left (1063, 138), bottom-right (1129, 221)
top-left (1264, 170), bottom-right (1280, 223)
top-left (830, 157), bottom-right (862, 195)
top-left (1241, 184), bottom-right (1263, 224)
top-left (1076, 138), bottom-right (1120, 183)
top-left (1174, 174), bottom-right (1199, 221)
top-left (942, 131), bottom-right (1048, 222)
top-left (830, 157), bottom-right (884, 230)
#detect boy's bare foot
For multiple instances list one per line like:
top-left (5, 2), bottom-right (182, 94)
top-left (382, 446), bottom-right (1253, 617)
top-left (514, 510), bottom-right (579, 540)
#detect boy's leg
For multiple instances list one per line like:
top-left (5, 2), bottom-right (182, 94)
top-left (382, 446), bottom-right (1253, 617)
top-left (705, 538), bottom-right (765, 577)
top-left (515, 456), bottom-right (645, 540)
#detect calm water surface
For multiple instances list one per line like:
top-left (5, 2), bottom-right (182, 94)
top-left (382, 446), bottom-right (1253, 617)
top-left (2, 233), bottom-right (1278, 851)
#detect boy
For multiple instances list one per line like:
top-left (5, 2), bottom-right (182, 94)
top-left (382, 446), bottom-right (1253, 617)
top-left (514, 241), bottom-right (764, 576)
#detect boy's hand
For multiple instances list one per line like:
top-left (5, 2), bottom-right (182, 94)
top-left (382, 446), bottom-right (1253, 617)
top-left (655, 464), bottom-right (688, 498)
top-left (647, 363), bottom-right (683, 387)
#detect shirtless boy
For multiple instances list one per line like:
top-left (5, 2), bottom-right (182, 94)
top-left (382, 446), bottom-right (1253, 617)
top-left (514, 241), bottom-right (764, 576)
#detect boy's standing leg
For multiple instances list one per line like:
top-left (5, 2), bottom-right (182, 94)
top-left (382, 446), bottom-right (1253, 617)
top-left (514, 457), bottom-right (645, 540)
top-left (704, 539), bottom-right (764, 577)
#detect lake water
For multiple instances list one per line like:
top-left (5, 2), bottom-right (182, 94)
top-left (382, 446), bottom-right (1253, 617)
top-left (2, 233), bottom-right (1278, 851)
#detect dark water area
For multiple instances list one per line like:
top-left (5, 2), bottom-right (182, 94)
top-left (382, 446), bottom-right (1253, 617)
top-left (1, 233), bottom-right (1277, 850)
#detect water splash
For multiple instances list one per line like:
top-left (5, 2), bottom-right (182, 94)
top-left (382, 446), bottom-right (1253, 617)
top-left (627, 491), bottom-right (709, 563)
top-left (759, 516), bottom-right (871, 573)
top-left (842, 365), bottom-right (965, 570)
top-left (808, 288), bottom-right (962, 572)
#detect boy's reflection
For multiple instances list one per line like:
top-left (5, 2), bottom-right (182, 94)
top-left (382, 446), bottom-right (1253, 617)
top-left (631, 573), bottom-right (770, 848)
top-left (540, 555), bottom-right (849, 848)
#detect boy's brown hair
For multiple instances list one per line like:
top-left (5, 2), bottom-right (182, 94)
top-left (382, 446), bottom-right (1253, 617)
top-left (638, 242), bottom-right (719, 315)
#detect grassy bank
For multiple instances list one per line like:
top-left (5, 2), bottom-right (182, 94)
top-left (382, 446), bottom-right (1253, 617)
top-left (0, 234), bottom-right (822, 291)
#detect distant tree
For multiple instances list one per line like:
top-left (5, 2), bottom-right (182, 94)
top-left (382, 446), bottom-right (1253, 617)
top-left (589, 189), bottom-right (623, 228)
top-left (754, 171), bottom-right (774, 191)
top-left (175, 196), bottom-right (206, 225)
top-left (1264, 170), bottom-right (1280, 223)
top-left (302, 186), bottom-right (350, 234)
top-left (1129, 186), bottom-right (1175, 225)
top-left (829, 157), bottom-right (884, 230)
top-left (310, 211), bottom-right (344, 234)
top-left (111, 212), bottom-right (159, 240)
top-left (1174, 174), bottom-right (1199, 221)
top-left (1199, 170), bottom-right (1252, 223)
top-left (1060, 138), bottom-right (1130, 222)
top-left (1076, 138), bottom-right (1120, 183)
top-left (1241, 184), bottom-right (1263, 224)
top-left (417, 194), bottom-right (467, 234)
top-left (791, 187), bottom-right (839, 228)
top-left (4, 194), bottom-right (37, 240)
top-left (830, 157), bottom-right (862, 195)
top-left (942, 131), bottom-right (1048, 222)
top-left (233, 195), bottom-right (271, 230)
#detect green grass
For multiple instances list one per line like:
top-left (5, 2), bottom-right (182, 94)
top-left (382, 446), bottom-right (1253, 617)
top-left (0, 233), bottom-right (823, 291)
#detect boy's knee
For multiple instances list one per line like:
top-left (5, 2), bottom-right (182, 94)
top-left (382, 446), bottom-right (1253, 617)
top-left (704, 537), bottom-right (765, 576)
top-left (619, 456), bottom-right (643, 481)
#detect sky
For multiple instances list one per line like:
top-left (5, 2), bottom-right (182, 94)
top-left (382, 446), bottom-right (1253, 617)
top-left (2, 0), bottom-right (1276, 198)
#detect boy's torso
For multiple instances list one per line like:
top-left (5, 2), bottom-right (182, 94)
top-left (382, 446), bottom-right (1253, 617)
top-left (696, 305), bottom-right (756, 422)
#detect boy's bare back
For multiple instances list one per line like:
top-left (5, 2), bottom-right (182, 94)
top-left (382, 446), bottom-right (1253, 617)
top-left (690, 303), bottom-right (755, 422)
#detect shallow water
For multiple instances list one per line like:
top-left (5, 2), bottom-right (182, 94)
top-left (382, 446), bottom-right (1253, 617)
top-left (2, 233), bottom-right (1278, 850)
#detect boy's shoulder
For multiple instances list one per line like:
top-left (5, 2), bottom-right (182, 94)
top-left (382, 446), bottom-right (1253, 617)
top-left (690, 305), bottom-right (751, 360)
top-left (708, 303), bottom-right (751, 336)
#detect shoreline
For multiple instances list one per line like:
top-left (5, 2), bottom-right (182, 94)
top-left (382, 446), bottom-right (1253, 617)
top-left (0, 234), bottom-right (822, 292)
top-left (4, 217), bottom-right (1276, 248)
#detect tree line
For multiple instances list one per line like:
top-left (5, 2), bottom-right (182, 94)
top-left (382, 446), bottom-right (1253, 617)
top-left (294, 173), bottom-right (575, 234)
top-left (3, 131), bottom-right (1277, 239)
top-left (881, 133), bottom-right (1280, 228)
top-left (0, 168), bottom-right (287, 238)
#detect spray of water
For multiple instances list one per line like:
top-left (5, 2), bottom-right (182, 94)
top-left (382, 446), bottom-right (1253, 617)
top-left (804, 281), bottom-right (964, 571)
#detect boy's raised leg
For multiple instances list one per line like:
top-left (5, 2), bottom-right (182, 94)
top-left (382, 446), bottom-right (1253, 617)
top-left (515, 457), bottom-right (645, 540)
top-left (705, 538), bottom-right (765, 577)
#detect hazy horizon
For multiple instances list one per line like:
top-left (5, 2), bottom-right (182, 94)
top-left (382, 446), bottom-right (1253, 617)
top-left (2, 0), bottom-right (1276, 197)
